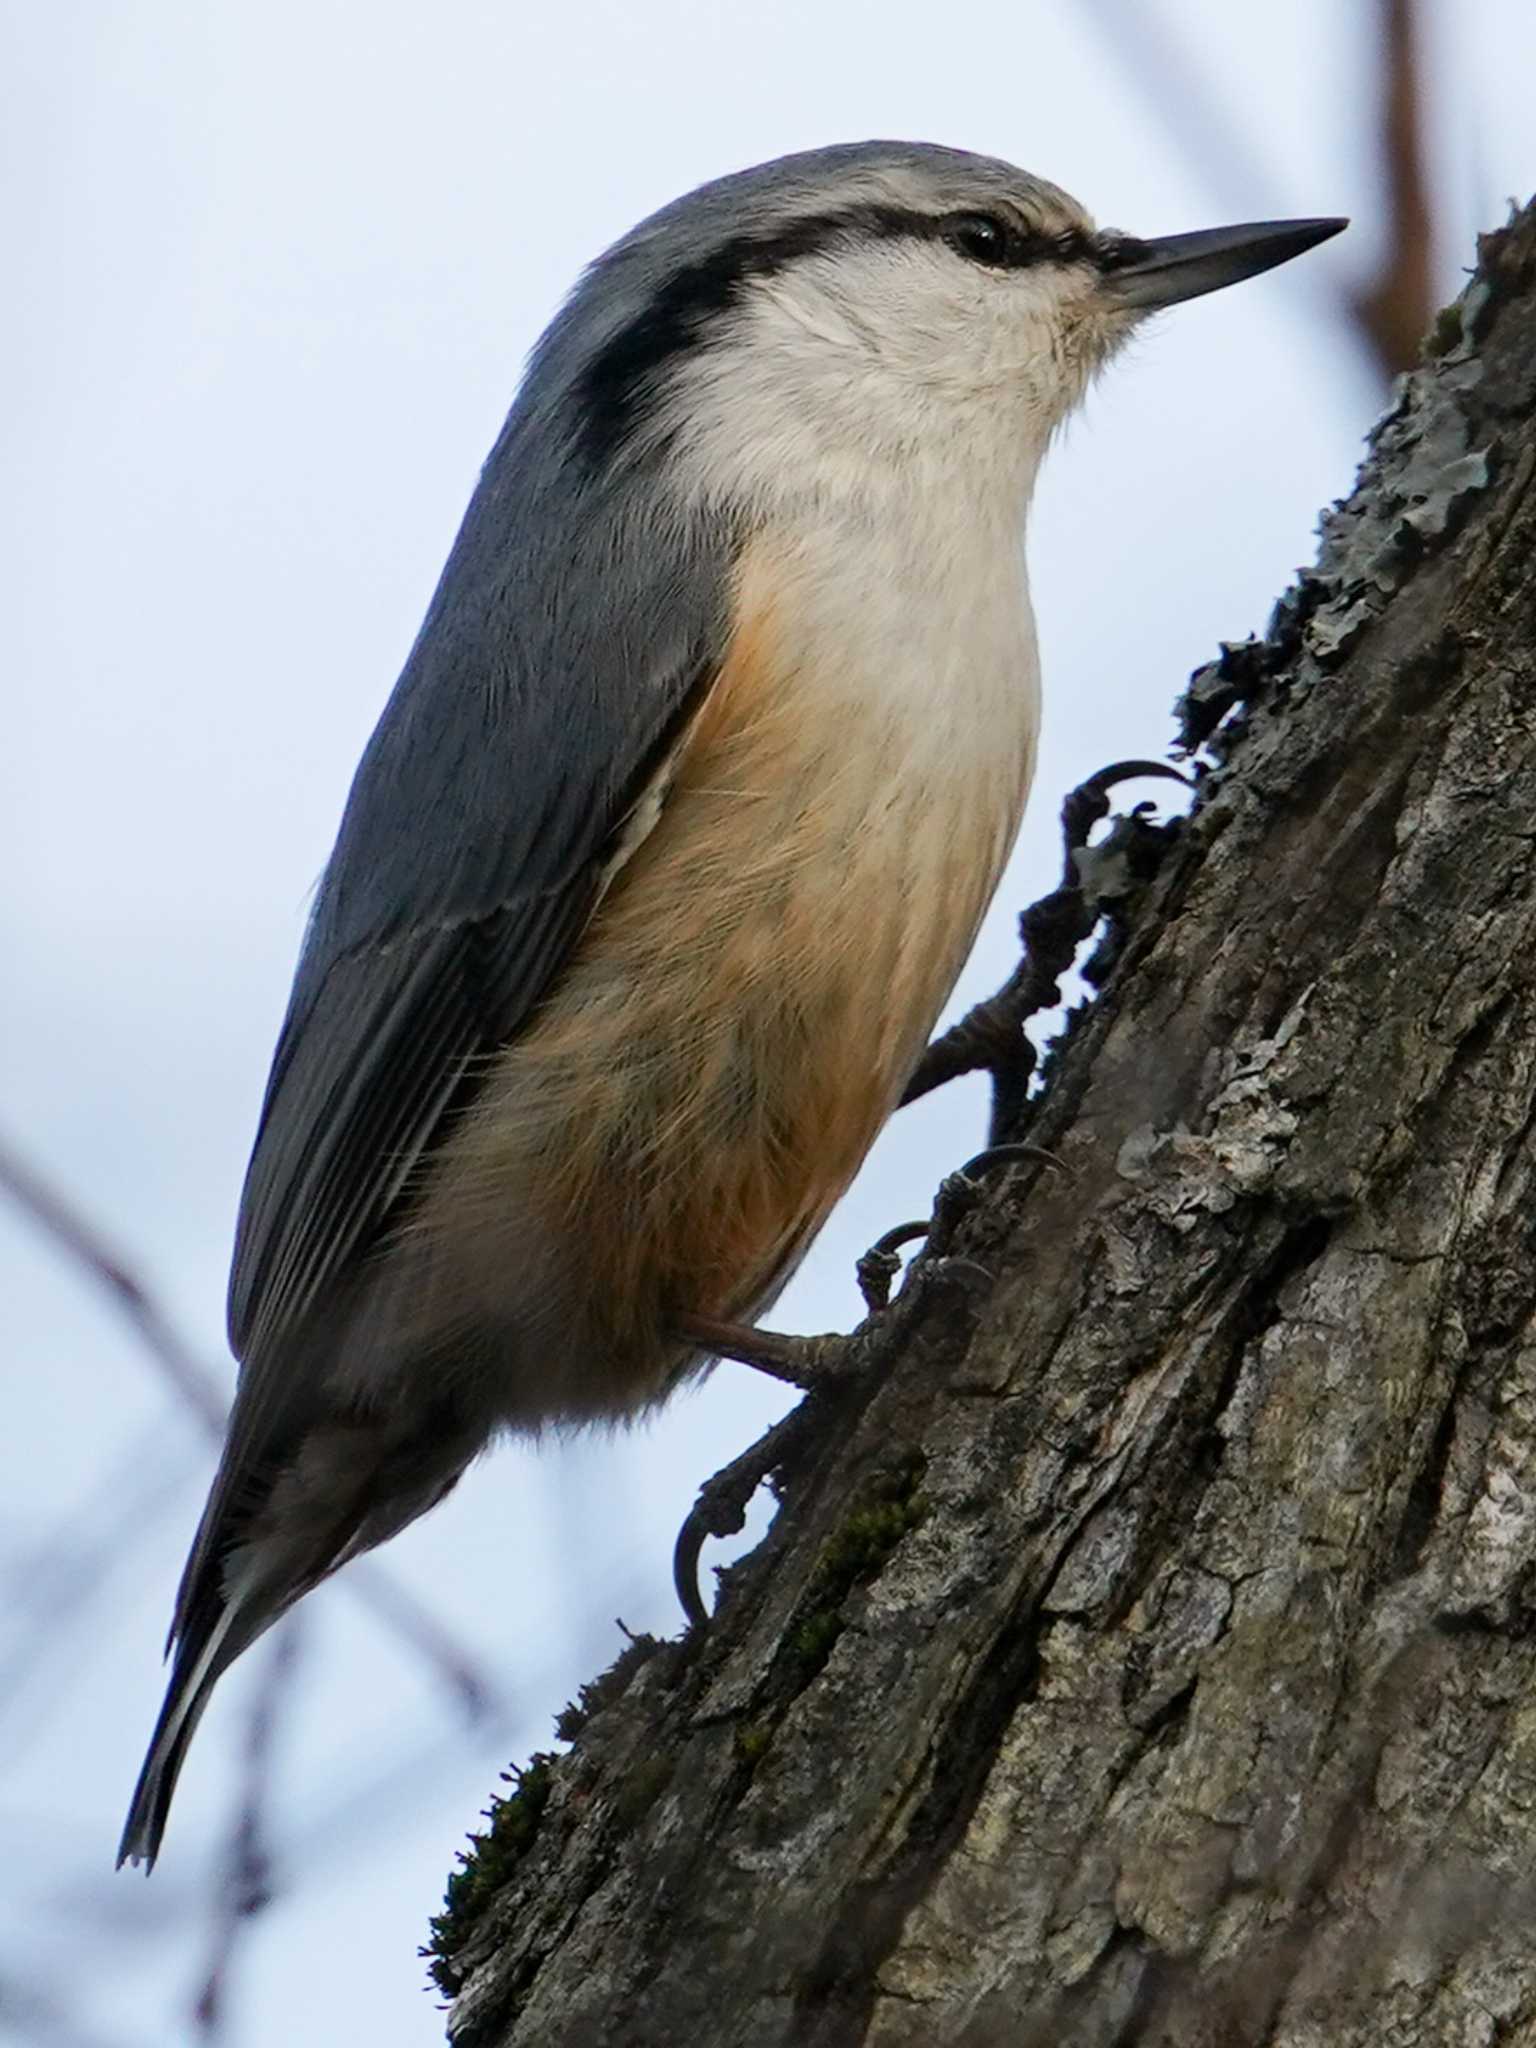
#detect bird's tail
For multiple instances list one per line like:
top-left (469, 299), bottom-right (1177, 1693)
top-left (116, 1592), bottom-right (247, 1870)
top-left (119, 1386), bottom-right (478, 1868)
top-left (117, 1310), bottom-right (355, 1871)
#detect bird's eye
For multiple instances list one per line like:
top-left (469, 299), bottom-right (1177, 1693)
top-left (945, 212), bottom-right (1013, 267)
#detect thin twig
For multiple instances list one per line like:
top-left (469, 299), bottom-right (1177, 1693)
top-left (344, 1562), bottom-right (494, 1719)
top-left (1079, 0), bottom-right (1283, 224)
top-left (0, 1140), bottom-right (224, 1426)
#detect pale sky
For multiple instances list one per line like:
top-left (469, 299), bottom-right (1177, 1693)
top-left (5, 4), bottom-right (1534, 2044)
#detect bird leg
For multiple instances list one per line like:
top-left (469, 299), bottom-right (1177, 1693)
top-left (674, 757), bottom-right (1179, 1388)
top-left (674, 1146), bottom-right (1058, 1389)
top-left (672, 1312), bottom-right (856, 1390)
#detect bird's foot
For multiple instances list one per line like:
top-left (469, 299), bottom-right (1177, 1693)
top-left (901, 757), bottom-right (1189, 1140)
top-left (672, 1402), bottom-right (825, 1629)
top-left (672, 1144), bottom-right (1066, 1623)
top-left (897, 1143), bottom-right (1069, 1299)
top-left (854, 1220), bottom-right (930, 1313)
top-left (930, 1139), bottom-right (1067, 1241)
top-left (858, 1143), bottom-right (1068, 1309)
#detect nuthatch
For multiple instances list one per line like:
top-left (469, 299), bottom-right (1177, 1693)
top-left (119, 141), bottom-right (1342, 1865)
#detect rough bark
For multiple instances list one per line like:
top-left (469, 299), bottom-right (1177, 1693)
top-left (433, 202), bottom-right (1536, 2048)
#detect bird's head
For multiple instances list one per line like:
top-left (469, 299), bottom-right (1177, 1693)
top-left (531, 141), bottom-right (1344, 511)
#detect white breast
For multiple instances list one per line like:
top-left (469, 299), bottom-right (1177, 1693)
top-left (661, 257), bottom-right (1048, 876)
top-left (767, 486), bottom-right (1040, 868)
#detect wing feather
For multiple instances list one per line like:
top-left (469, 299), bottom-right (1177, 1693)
top-left (226, 435), bottom-right (736, 1372)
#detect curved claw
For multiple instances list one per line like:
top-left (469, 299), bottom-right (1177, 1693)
top-left (930, 1141), bottom-right (1068, 1256)
top-left (674, 1527), bottom-right (711, 1631)
top-left (927, 1254), bottom-right (996, 1296)
top-left (1081, 758), bottom-right (1192, 797)
top-left (956, 1142), bottom-right (1069, 1183)
top-left (674, 1488), bottom-right (747, 1631)
top-left (868, 1219), bottom-right (934, 1258)
top-left (856, 1219), bottom-right (930, 1312)
top-left (673, 1404), bottom-right (819, 1630)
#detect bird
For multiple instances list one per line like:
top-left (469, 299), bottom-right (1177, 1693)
top-left (118, 140), bottom-right (1343, 1867)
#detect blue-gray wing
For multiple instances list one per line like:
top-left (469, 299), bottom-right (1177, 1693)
top-left (227, 429), bottom-right (736, 1365)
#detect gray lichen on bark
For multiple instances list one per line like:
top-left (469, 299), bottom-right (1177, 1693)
top-left (436, 201), bottom-right (1536, 2047)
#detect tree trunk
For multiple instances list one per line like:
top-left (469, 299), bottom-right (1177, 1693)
top-left (432, 203), bottom-right (1536, 2048)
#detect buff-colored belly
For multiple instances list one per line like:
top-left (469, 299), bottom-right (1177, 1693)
top-left (409, 553), bottom-right (1035, 1420)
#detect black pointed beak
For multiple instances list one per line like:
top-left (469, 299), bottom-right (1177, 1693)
top-left (1098, 216), bottom-right (1347, 311)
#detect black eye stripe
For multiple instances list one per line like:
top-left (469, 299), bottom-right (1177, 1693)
top-left (576, 202), bottom-right (1100, 460)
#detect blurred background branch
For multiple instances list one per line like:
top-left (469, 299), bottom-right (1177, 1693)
top-left (192, 1621), bottom-right (302, 2044)
top-left (1084, 0), bottom-right (1435, 380)
top-left (1350, 0), bottom-right (1435, 377)
top-left (0, 1135), bottom-right (499, 1720)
